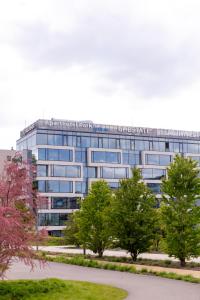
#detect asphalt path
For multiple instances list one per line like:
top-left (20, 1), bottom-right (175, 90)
top-left (6, 260), bottom-right (200, 300)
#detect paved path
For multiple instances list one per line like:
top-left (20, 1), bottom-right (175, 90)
top-left (36, 245), bottom-right (200, 263)
top-left (6, 260), bottom-right (200, 300)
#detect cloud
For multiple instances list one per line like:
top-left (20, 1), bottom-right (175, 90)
top-left (9, 4), bottom-right (200, 98)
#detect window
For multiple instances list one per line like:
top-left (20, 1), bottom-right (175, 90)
top-left (81, 136), bottom-right (90, 147)
top-left (48, 149), bottom-right (59, 160)
top-left (51, 197), bottom-right (79, 209)
top-left (38, 180), bottom-right (46, 192)
top-left (65, 166), bottom-right (81, 178)
top-left (37, 165), bottom-right (48, 177)
top-left (147, 183), bottom-right (161, 194)
top-left (187, 144), bottom-right (199, 154)
top-left (75, 181), bottom-right (86, 194)
top-left (108, 182), bottom-right (119, 189)
top-left (46, 149), bottom-right (72, 161)
top-left (39, 180), bottom-right (73, 193)
top-left (38, 213), bottom-right (69, 226)
top-left (135, 140), bottom-right (149, 151)
top-left (83, 167), bottom-right (97, 178)
top-left (152, 141), bottom-right (165, 151)
top-left (48, 134), bottom-right (63, 146)
top-left (120, 139), bottom-right (131, 150)
top-left (146, 154), bottom-right (172, 166)
top-left (91, 137), bottom-right (98, 148)
top-left (101, 167), bottom-right (128, 179)
top-left (75, 150), bottom-right (86, 162)
top-left (92, 151), bottom-right (121, 164)
top-left (37, 134), bottom-right (47, 145)
top-left (38, 148), bottom-right (46, 160)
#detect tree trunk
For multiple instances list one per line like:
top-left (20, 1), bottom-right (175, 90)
top-left (98, 249), bottom-right (103, 258)
top-left (83, 247), bottom-right (86, 256)
top-left (131, 252), bottom-right (138, 261)
top-left (180, 258), bottom-right (186, 267)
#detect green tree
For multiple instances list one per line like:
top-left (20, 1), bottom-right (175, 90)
top-left (110, 168), bottom-right (156, 261)
top-left (63, 212), bottom-right (80, 247)
top-left (161, 155), bottom-right (200, 267)
top-left (76, 181), bottom-right (113, 257)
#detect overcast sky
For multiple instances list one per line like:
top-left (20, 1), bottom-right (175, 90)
top-left (1, 0), bottom-right (200, 149)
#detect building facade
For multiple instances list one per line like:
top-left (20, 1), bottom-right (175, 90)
top-left (17, 119), bottom-right (200, 236)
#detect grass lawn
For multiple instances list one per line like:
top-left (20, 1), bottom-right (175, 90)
top-left (0, 278), bottom-right (127, 300)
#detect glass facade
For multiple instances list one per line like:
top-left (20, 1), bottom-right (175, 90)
top-left (17, 119), bottom-right (200, 233)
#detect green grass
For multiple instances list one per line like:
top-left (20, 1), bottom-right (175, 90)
top-left (0, 278), bottom-right (127, 300)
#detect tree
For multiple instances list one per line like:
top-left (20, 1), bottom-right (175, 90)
top-left (76, 181), bottom-right (112, 257)
top-left (161, 155), bottom-right (200, 267)
top-left (63, 212), bottom-right (80, 248)
top-left (0, 154), bottom-right (46, 277)
top-left (109, 168), bottom-right (156, 261)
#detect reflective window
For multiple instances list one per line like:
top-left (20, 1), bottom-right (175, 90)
top-left (39, 180), bottom-right (73, 193)
top-left (53, 165), bottom-right (66, 177)
top-left (187, 144), bottom-right (199, 154)
top-left (147, 183), bottom-right (161, 194)
top-left (103, 138), bottom-right (109, 148)
top-left (37, 134), bottom-right (47, 145)
top-left (51, 198), bottom-right (79, 209)
top-left (152, 141), bottom-right (165, 151)
top-left (66, 166), bottom-right (81, 178)
top-left (141, 168), bottom-right (166, 180)
top-left (47, 149), bottom-right (72, 161)
top-left (109, 139), bottom-right (116, 148)
top-left (38, 213), bottom-right (68, 226)
top-left (92, 151), bottom-right (121, 164)
top-left (38, 148), bottom-right (46, 160)
top-left (81, 136), bottom-right (90, 147)
top-left (48, 149), bottom-right (59, 160)
top-left (91, 137), bottom-right (98, 148)
top-left (135, 140), bottom-right (149, 151)
top-left (75, 181), bottom-right (87, 194)
top-left (37, 165), bottom-right (47, 177)
top-left (75, 150), bottom-right (86, 162)
top-left (83, 167), bottom-right (97, 178)
top-left (38, 180), bottom-right (46, 192)
top-left (108, 182), bottom-right (119, 189)
top-left (146, 154), bottom-right (172, 166)
top-left (169, 142), bottom-right (180, 153)
top-left (120, 139), bottom-right (131, 150)
top-left (101, 167), bottom-right (128, 179)
top-left (48, 135), bottom-right (63, 146)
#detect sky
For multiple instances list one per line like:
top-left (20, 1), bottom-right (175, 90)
top-left (1, 0), bottom-right (200, 149)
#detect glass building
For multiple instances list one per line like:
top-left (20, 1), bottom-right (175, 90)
top-left (17, 119), bottom-right (200, 235)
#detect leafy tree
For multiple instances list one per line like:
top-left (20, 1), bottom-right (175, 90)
top-left (76, 181), bottom-right (112, 257)
top-left (161, 155), bottom-right (200, 267)
top-left (109, 168), bottom-right (156, 261)
top-left (0, 154), bottom-right (46, 277)
top-left (63, 212), bottom-right (80, 247)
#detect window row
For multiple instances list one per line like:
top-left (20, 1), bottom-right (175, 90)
top-left (141, 168), bottom-right (166, 180)
top-left (38, 213), bottom-right (69, 226)
top-left (51, 197), bottom-right (79, 209)
top-left (100, 167), bottom-right (129, 179)
top-left (38, 148), bottom-right (73, 161)
top-left (146, 154), bottom-right (173, 166)
top-left (38, 180), bottom-right (87, 194)
top-left (122, 152), bottom-right (140, 165)
top-left (91, 151), bottom-right (121, 164)
top-left (37, 133), bottom-right (200, 153)
top-left (37, 165), bottom-right (81, 178)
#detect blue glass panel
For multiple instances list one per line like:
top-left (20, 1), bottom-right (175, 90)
top-left (47, 149), bottom-right (59, 160)
top-left (102, 167), bottom-right (114, 179)
top-left (135, 140), bottom-right (149, 151)
top-left (75, 182), bottom-right (86, 193)
top-left (106, 152), bottom-right (120, 163)
top-left (60, 181), bottom-right (73, 193)
top-left (103, 138), bottom-right (109, 148)
top-left (152, 142), bottom-right (165, 151)
top-left (147, 183), bottom-right (161, 194)
top-left (88, 167), bottom-right (96, 178)
top-left (92, 151), bottom-right (106, 163)
top-left (153, 169), bottom-right (166, 179)
top-left (114, 168), bottom-right (127, 179)
top-left (142, 169), bottom-right (153, 179)
top-left (37, 134), bottom-right (47, 145)
top-left (66, 166), bottom-right (81, 178)
top-left (54, 165), bottom-right (65, 177)
top-left (59, 149), bottom-right (72, 161)
top-left (146, 154), bottom-right (159, 165)
top-left (38, 180), bottom-right (46, 192)
top-left (122, 153), bottom-right (129, 164)
top-left (109, 139), bottom-right (116, 149)
top-left (47, 180), bottom-right (59, 192)
top-left (120, 139), bottom-right (130, 150)
top-left (187, 144), bottom-right (199, 154)
top-left (37, 165), bottom-right (47, 177)
top-left (81, 136), bottom-right (90, 147)
top-left (75, 150), bottom-right (86, 162)
top-left (159, 155), bottom-right (171, 165)
top-left (38, 148), bottom-right (46, 160)
top-left (91, 137), bottom-right (98, 148)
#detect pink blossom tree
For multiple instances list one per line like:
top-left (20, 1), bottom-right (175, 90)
top-left (0, 154), bottom-right (47, 277)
